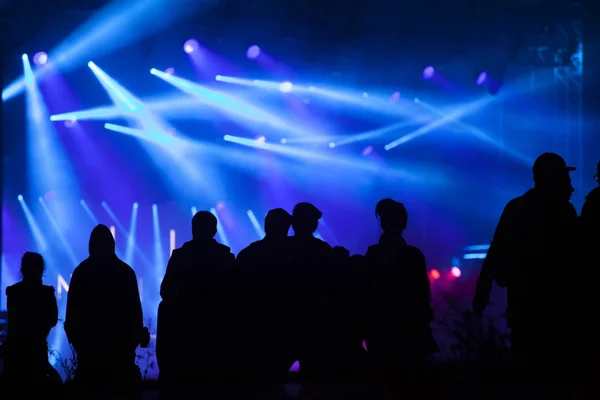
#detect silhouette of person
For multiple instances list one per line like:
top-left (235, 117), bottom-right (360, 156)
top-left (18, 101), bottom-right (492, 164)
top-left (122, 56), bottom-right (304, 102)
top-left (333, 246), bottom-right (350, 262)
top-left (157, 211), bottom-right (235, 385)
top-left (287, 202), bottom-right (337, 380)
top-left (236, 208), bottom-right (295, 384)
top-left (2, 252), bottom-right (58, 387)
top-left (65, 225), bottom-right (147, 386)
top-left (472, 152), bottom-right (578, 370)
top-left (364, 199), bottom-right (437, 376)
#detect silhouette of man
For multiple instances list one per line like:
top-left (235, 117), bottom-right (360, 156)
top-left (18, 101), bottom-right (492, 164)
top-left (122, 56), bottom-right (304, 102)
top-left (287, 202), bottom-right (337, 379)
top-left (3, 252), bottom-right (58, 387)
top-left (365, 199), bottom-right (437, 378)
top-left (472, 153), bottom-right (578, 369)
top-left (65, 225), bottom-right (147, 386)
top-left (236, 208), bottom-right (294, 384)
top-left (157, 211), bottom-right (235, 384)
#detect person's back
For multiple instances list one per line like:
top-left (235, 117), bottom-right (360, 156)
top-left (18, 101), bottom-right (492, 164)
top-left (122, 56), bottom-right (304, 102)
top-left (65, 225), bottom-right (145, 385)
top-left (3, 252), bottom-right (58, 385)
top-left (157, 211), bottom-right (235, 383)
top-left (365, 199), bottom-right (436, 371)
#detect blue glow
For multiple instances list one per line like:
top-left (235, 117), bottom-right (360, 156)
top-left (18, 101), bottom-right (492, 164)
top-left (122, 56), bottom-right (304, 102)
top-left (247, 210), bottom-right (265, 238)
top-left (210, 207), bottom-right (231, 248)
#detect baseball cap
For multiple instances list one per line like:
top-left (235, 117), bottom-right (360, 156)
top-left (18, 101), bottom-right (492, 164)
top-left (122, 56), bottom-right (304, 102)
top-left (532, 153), bottom-right (575, 178)
top-left (292, 202), bottom-right (322, 220)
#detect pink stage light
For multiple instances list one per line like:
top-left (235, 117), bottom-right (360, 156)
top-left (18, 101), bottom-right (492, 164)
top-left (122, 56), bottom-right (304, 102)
top-left (423, 66), bottom-right (435, 80)
top-left (183, 39), bottom-right (198, 54)
top-left (451, 266), bottom-right (462, 278)
top-left (33, 52), bottom-right (48, 66)
top-left (430, 269), bottom-right (441, 280)
top-left (246, 45), bottom-right (261, 60)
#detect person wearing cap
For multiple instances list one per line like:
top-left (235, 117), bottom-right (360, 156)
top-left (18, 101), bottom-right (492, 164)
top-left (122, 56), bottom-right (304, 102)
top-left (235, 208), bottom-right (296, 384)
top-left (472, 152), bottom-right (578, 370)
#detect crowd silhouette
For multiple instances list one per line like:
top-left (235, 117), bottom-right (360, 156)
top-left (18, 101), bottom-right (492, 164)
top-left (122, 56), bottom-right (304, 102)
top-left (1, 152), bottom-right (599, 396)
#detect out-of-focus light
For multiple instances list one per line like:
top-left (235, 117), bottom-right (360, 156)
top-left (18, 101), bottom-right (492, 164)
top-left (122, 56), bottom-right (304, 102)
top-left (280, 138), bottom-right (288, 144)
top-left (414, 98), bottom-right (420, 103)
top-left (17, 194), bottom-right (23, 201)
top-left (246, 45), bottom-right (261, 60)
top-left (423, 66), bottom-right (435, 80)
top-left (390, 91), bottom-right (401, 103)
top-left (183, 39), bottom-right (198, 54)
top-left (362, 92), bottom-right (369, 98)
top-left (451, 266), bottom-right (462, 278)
top-left (64, 119), bottom-right (78, 128)
top-left (165, 67), bottom-right (175, 75)
top-left (476, 71), bottom-right (487, 85)
top-left (216, 201), bottom-right (225, 210)
top-left (133, 202), bottom-right (139, 209)
top-left (361, 145), bottom-right (373, 156)
top-left (33, 52), bottom-right (48, 66)
top-left (279, 81), bottom-right (293, 93)
top-left (328, 142), bottom-right (336, 148)
top-left (22, 54), bottom-right (28, 61)
top-left (430, 269), bottom-right (441, 280)
top-left (167, 128), bottom-right (175, 136)
top-left (256, 135), bottom-right (266, 143)
top-left (44, 191), bottom-right (57, 201)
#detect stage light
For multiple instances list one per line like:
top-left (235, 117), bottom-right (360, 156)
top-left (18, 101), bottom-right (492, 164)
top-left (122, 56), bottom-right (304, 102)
top-left (362, 92), bottom-right (368, 98)
top-left (256, 135), bottom-right (266, 143)
top-left (476, 71), bottom-right (487, 85)
top-left (133, 202), bottom-right (139, 209)
top-left (451, 266), bottom-right (462, 278)
top-left (216, 201), bottom-right (225, 210)
top-left (33, 52), bottom-right (48, 66)
top-left (328, 142), bottom-right (336, 148)
top-left (430, 269), bottom-right (441, 280)
top-left (390, 91), bottom-right (401, 103)
top-left (183, 39), bottom-right (198, 54)
top-left (64, 119), bottom-right (78, 128)
top-left (279, 81), bottom-right (293, 93)
top-left (422, 66), bottom-right (435, 80)
top-left (280, 138), bottom-right (287, 144)
top-left (165, 67), bottom-right (175, 75)
top-left (246, 45), bottom-right (261, 60)
top-left (361, 145), bottom-right (373, 156)
top-left (17, 194), bottom-right (23, 201)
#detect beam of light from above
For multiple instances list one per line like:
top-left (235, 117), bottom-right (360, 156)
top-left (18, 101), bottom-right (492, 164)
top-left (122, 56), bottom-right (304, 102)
top-left (384, 96), bottom-right (496, 151)
top-left (152, 204), bottom-right (165, 279)
top-left (210, 208), bottom-right (231, 248)
top-left (2, 0), bottom-right (220, 102)
top-left (17, 195), bottom-right (48, 252)
top-left (125, 202), bottom-right (139, 266)
top-left (191, 206), bottom-right (198, 216)
top-left (80, 199), bottom-right (100, 225)
top-left (151, 68), bottom-right (288, 130)
top-left (318, 219), bottom-right (339, 245)
top-left (169, 229), bottom-right (176, 256)
top-left (23, 54), bottom-right (79, 227)
top-left (279, 135), bottom-right (343, 144)
top-left (110, 226), bottom-right (117, 240)
top-left (88, 62), bottom-right (141, 112)
top-left (246, 210), bottom-right (266, 238)
top-left (38, 197), bottom-right (79, 267)
top-left (104, 123), bottom-right (180, 147)
top-left (333, 119), bottom-right (424, 147)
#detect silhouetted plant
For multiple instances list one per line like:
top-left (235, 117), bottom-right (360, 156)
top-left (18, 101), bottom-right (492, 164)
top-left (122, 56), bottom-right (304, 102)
top-left (136, 318), bottom-right (157, 380)
top-left (48, 343), bottom-right (78, 382)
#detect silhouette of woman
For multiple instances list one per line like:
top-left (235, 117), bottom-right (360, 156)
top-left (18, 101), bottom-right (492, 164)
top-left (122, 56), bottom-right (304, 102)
top-left (2, 252), bottom-right (58, 385)
top-left (365, 199), bottom-right (438, 375)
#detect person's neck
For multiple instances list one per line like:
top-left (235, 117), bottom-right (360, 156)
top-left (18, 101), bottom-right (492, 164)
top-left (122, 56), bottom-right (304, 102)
top-left (294, 232), bottom-right (314, 239)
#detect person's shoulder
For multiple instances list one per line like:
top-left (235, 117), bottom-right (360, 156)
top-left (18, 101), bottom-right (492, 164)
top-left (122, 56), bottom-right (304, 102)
top-left (42, 285), bottom-right (56, 294)
top-left (366, 243), bottom-right (381, 256)
top-left (406, 245), bottom-right (426, 262)
top-left (315, 237), bottom-right (333, 250)
top-left (5, 282), bottom-right (22, 296)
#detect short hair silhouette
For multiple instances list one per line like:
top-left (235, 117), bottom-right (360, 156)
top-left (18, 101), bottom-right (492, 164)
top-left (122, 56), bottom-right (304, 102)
top-left (20, 252), bottom-right (45, 281)
top-left (532, 152), bottom-right (575, 184)
top-left (376, 198), bottom-right (408, 233)
top-left (192, 211), bottom-right (218, 239)
top-left (264, 208), bottom-right (292, 237)
top-left (292, 202), bottom-right (322, 235)
top-left (89, 224), bottom-right (116, 256)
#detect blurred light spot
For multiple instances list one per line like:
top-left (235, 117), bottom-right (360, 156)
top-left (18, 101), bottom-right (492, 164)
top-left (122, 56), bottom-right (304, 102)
top-left (246, 45), bottom-right (261, 60)
top-left (362, 92), bottom-right (368, 98)
top-left (183, 39), bottom-right (198, 54)
top-left (133, 202), bottom-right (139, 209)
top-left (361, 145), bottom-right (373, 156)
top-left (390, 91), bottom-right (401, 103)
top-left (476, 71), bottom-right (487, 85)
top-left (414, 98), bottom-right (420, 103)
top-left (17, 194), bottom-right (23, 201)
top-left (430, 269), bottom-right (441, 280)
top-left (165, 67), bottom-right (175, 75)
top-left (255, 135), bottom-right (266, 143)
top-left (328, 142), bottom-right (336, 148)
top-left (279, 81), bottom-right (293, 93)
top-left (216, 201), bottom-right (225, 210)
top-left (423, 66), bottom-right (435, 80)
top-left (166, 128), bottom-right (175, 136)
top-left (451, 266), bottom-right (462, 278)
top-left (64, 119), bottom-right (78, 128)
top-left (33, 52), bottom-right (48, 66)
top-left (280, 138), bottom-right (287, 144)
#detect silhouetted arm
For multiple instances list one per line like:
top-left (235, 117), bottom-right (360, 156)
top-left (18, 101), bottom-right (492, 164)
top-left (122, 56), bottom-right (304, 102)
top-left (160, 250), bottom-right (181, 301)
top-left (64, 268), bottom-right (83, 349)
top-left (124, 267), bottom-right (144, 348)
top-left (415, 249), bottom-right (434, 323)
top-left (46, 286), bottom-right (59, 332)
top-left (485, 201), bottom-right (523, 288)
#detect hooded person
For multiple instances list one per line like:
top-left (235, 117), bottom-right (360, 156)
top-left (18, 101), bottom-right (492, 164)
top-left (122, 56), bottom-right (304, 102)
top-left (65, 224), bottom-right (147, 384)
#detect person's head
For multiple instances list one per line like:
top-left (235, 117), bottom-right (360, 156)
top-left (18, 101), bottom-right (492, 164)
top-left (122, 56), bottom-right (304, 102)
top-left (532, 152), bottom-right (575, 201)
top-left (292, 202), bottom-right (322, 236)
top-left (89, 224), bottom-right (116, 257)
top-left (333, 246), bottom-right (350, 260)
top-left (376, 198), bottom-right (408, 235)
top-left (192, 211), bottom-right (218, 240)
top-left (264, 208), bottom-right (292, 238)
top-left (21, 252), bottom-right (45, 282)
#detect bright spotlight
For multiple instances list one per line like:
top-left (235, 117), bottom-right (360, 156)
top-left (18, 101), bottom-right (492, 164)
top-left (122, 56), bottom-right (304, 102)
top-left (476, 71), bottom-right (488, 86)
top-left (17, 194), bottom-right (24, 201)
top-left (430, 269), bottom-right (441, 280)
top-left (422, 66), bottom-right (435, 80)
top-left (21, 54), bottom-right (28, 61)
top-left (280, 138), bottom-right (287, 144)
top-left (150, 68), bottom-right (158, 74)
top-left (256, 135), bottom-right (266, 143)
top-left (165, 67), bottom-right (175, 75)
top-left (183, 39), bottom-right (198, 54)
top-left (246, 45), bottom-right (261, 60)
top-left (329, 142), bottom-right (336, 148)
top-left (87, 61), bottom-right (94, 67)
top-left (451, 266), bottom-right (462, 278)
top-left (33, 52), bottom-right (48, 66)
top-left (279, 81), bottom-right (293, 93)
top-left (133, 202), bottom-right (139, 209)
